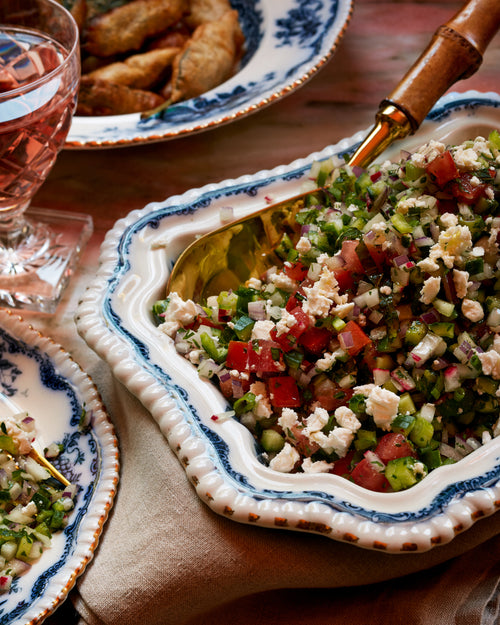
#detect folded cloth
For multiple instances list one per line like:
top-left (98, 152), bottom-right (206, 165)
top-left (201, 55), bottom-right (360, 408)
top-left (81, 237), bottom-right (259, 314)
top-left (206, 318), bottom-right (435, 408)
top-left (71, 360), bottom-right (500, 625)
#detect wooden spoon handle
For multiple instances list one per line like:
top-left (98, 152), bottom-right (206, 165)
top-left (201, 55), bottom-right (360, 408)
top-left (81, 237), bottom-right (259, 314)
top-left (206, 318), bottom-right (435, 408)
top-left (383, 0), bottom-right (500, 130)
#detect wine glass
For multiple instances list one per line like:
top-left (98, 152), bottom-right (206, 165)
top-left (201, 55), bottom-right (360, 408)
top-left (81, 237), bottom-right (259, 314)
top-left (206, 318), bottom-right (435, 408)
top-left (0, 0), bottom-right (91, 313)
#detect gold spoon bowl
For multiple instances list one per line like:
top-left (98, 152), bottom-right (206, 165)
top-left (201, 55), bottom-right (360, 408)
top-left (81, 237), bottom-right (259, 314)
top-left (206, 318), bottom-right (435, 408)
top-left (167, 0), bottom-right (500, 303)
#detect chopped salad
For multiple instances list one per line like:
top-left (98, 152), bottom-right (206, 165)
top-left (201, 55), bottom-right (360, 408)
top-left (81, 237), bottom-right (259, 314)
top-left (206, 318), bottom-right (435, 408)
top-left (0, 412), bottom-right (76, 591)
top-left (155, 132), bottom-right (500, 493)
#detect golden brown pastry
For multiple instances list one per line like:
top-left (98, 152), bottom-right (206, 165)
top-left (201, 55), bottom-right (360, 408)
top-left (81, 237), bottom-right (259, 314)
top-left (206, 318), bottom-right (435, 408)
top-left (169, 9), bottom-right (244, 104)
top-left (77, 76), bottom-right (164, 115)
top-left (87, 47), bottom-right (180, 90)
top-left (84, 0), bottom-right (189, 57)
top-left (185, 0), bottom-right (233, 28)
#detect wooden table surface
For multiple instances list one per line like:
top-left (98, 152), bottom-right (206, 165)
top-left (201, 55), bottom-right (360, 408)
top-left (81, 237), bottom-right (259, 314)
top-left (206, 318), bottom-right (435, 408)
top-left (31, 0), bottom-right (500, 622)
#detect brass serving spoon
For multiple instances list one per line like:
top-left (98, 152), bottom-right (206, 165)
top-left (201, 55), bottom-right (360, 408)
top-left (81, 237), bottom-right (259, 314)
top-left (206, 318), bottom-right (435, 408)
top-left (167, 0), bottom-right (500, 303)
top-left (0, 393), bottom-right (70, 487)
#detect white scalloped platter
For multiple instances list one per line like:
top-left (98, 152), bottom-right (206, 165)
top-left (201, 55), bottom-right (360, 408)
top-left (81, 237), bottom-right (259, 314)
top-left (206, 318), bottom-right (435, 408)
top-left (0, 310), bottom-right (119, 624)
top-left (66, 0), bottom-right (353, 148)
top-left (76, 91), bottom-right (500, 553)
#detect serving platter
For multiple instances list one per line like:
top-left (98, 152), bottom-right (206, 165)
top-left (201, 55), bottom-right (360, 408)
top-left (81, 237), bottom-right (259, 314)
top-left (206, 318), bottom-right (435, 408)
top-left (76, 91), bottom-right (500, 552)
top-left (0, 310), bottom-right (119, 624)
top-left (65, 0), bottom-right (353, 148)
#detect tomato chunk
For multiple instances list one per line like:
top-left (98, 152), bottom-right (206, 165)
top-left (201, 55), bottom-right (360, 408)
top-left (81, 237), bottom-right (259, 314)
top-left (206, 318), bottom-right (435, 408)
top-left (375, 433), bottom-right (417, 464)
top-left (350, 455), bottom-right (390, 492)
top-left (283, 261), bottom-right (309, 282)
top-left (450, 172), bottom-right (488, 204)
top-left (226, 341), bottom-right (248, 371)
top-left (247, 340), bottom-right (284, 373)
top-left (338, 320), bottom-right (372, 356)
top-left (339, 239), bottom-right (364, 274)
top-left (270, 306), bottom-right (312, 352)
top-left (267, 376), bottom-right (302, 408)
top-left (298, 326), bottom-right (332, 355)
top-left (426, 150), bottom-right (459, 186)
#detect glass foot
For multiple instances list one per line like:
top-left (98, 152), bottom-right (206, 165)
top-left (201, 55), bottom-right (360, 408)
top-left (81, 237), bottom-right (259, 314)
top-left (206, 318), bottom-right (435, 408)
top-left (0, 207), bottom-right (93, 313)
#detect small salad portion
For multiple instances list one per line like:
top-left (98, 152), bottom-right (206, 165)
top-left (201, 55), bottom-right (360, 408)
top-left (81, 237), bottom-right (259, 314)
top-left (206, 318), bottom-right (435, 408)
top-left (0, 412), bottom-right (76, 591)
top-left (154, 132), bottom-right (500, 493)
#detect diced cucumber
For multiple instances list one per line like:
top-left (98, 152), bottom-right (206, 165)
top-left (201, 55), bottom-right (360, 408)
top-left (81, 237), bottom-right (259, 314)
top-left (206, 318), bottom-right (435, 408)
top-left (260, 429), bottom-right (285, 453)
top-left (385, 457), bottom-right (427, 491)
top-left (409, 417), bottom-right (434, 448)
top-left (391, 413), bottom-right (416, 436)
top-left (398, 392), bottom-right (416, 415)
top-left (433, 298), bottom-right (455, 318)
top-left (404, 320), bottom-right (427, 346)
top-left (233, 315), bottom-right (255, 341)
top-left (354, 429), bottom-right (377, 451)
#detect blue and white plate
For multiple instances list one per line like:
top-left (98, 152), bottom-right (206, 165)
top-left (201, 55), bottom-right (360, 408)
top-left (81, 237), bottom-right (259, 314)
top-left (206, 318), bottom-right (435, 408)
top-left (0, 310), bottom-right (119, 624)
top-left (66, 0), bottom-right (353, 148)
top-left (76, 91), bottom-right (500, 552)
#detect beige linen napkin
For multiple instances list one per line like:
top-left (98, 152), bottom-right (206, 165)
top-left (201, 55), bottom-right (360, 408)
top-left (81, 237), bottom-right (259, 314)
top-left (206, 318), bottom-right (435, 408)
top-left (71, 359), bottom-right (500, 625)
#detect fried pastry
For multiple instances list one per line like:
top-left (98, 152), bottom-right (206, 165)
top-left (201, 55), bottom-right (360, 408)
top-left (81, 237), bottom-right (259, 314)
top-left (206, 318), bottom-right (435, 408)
top-left (84, 0), bottom-right (189, 57)
top-left (77, 76), bottom-right (164, 115)
top-left (87, 47), bottom-right (180, 90)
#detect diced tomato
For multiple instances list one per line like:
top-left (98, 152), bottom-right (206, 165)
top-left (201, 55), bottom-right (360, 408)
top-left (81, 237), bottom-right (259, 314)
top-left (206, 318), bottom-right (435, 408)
top-left (350, 455), bottom-right (390, 492)
top-left (353, 239), bottom-right (379, 275)
top-left (338, 320), bottom-right (372, 356)
top-left (267, 376), bottom-right (302, 408)
top-left (270, 305), bottom-right (312, 351)
top-left (330, 449), bottom-right (355, 477)
top-left (426, 150), bottom-right (459, 186)
top-left (339, 239), bottom-right (364, 274)
top-left (363, 237), bottom-right (386, 271)
top-left (285, 289), bottom-right (306, 312)
top-left (375, 433), bottom-right (417, 464)
top-left (298, 326), bottom-right (332, 355)
top-left (288, 424), bottom-right (320, 457)
top-left (450, 172), bottom-right (488, 204)
top-left (333, 268), bottom-right (355, 292)
top-left (312, 376), bottom-right (353, 412)
top-left (226, 341), bottom-right (249, 371)
top-left (283, 261), bottom-right (309, 282)
top-left (247, 340), bottom-right (284, 373)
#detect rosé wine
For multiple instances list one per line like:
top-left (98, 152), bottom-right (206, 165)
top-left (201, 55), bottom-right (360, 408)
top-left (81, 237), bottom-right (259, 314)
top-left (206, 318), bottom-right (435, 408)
top-left (0, 28), bottom-right (77, 216)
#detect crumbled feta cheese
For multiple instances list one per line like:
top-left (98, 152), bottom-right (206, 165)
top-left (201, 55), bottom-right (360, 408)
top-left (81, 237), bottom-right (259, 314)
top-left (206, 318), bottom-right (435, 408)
top-left (302, 267), bottom-right (345, 318)
top-left (278, 408), bottom-right (300, 431)
top-left (251, 320), bottom-right (275, 341)
top-left (478, 349), bottom-right (500, 380)
top-left (301, 458), bottom-right (334, 473)
top-left (453, 269), bottom-right (471, 299)
top-left (304, 406), bottom-right (329, 432)
top-left (452, 145), bottom-right (483, 170)
top-left (310, 427), bottom-right (354, 457)
top-left (296, 236), bottom-right (312, 254)
top-left (275, 309), bottom-right (298, 337)
top-left (269, 442), bottom-right (300, 472)
top-left (365, 386), bottom-right (400, 430)
top-left (246, 277), bottom-right (262, 290)
top-left (269, 271), bottom-right (297, 292)
top-left (249, 381), bottom-right (272, 419)
top-left (315, 349), bottom-right (345, 372)
top-left (419, 275), bottom-right (441, 304)
top-left (439, 212), bottom-right (458, 228)
top-left (426, 225), bottom-right (472, 269)
top-left (334, 406), bottom-right (361, 432)
top-left (417, 256), bottom-right (440, 273)
top-left (462, 298), bottom-right (484, 322)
